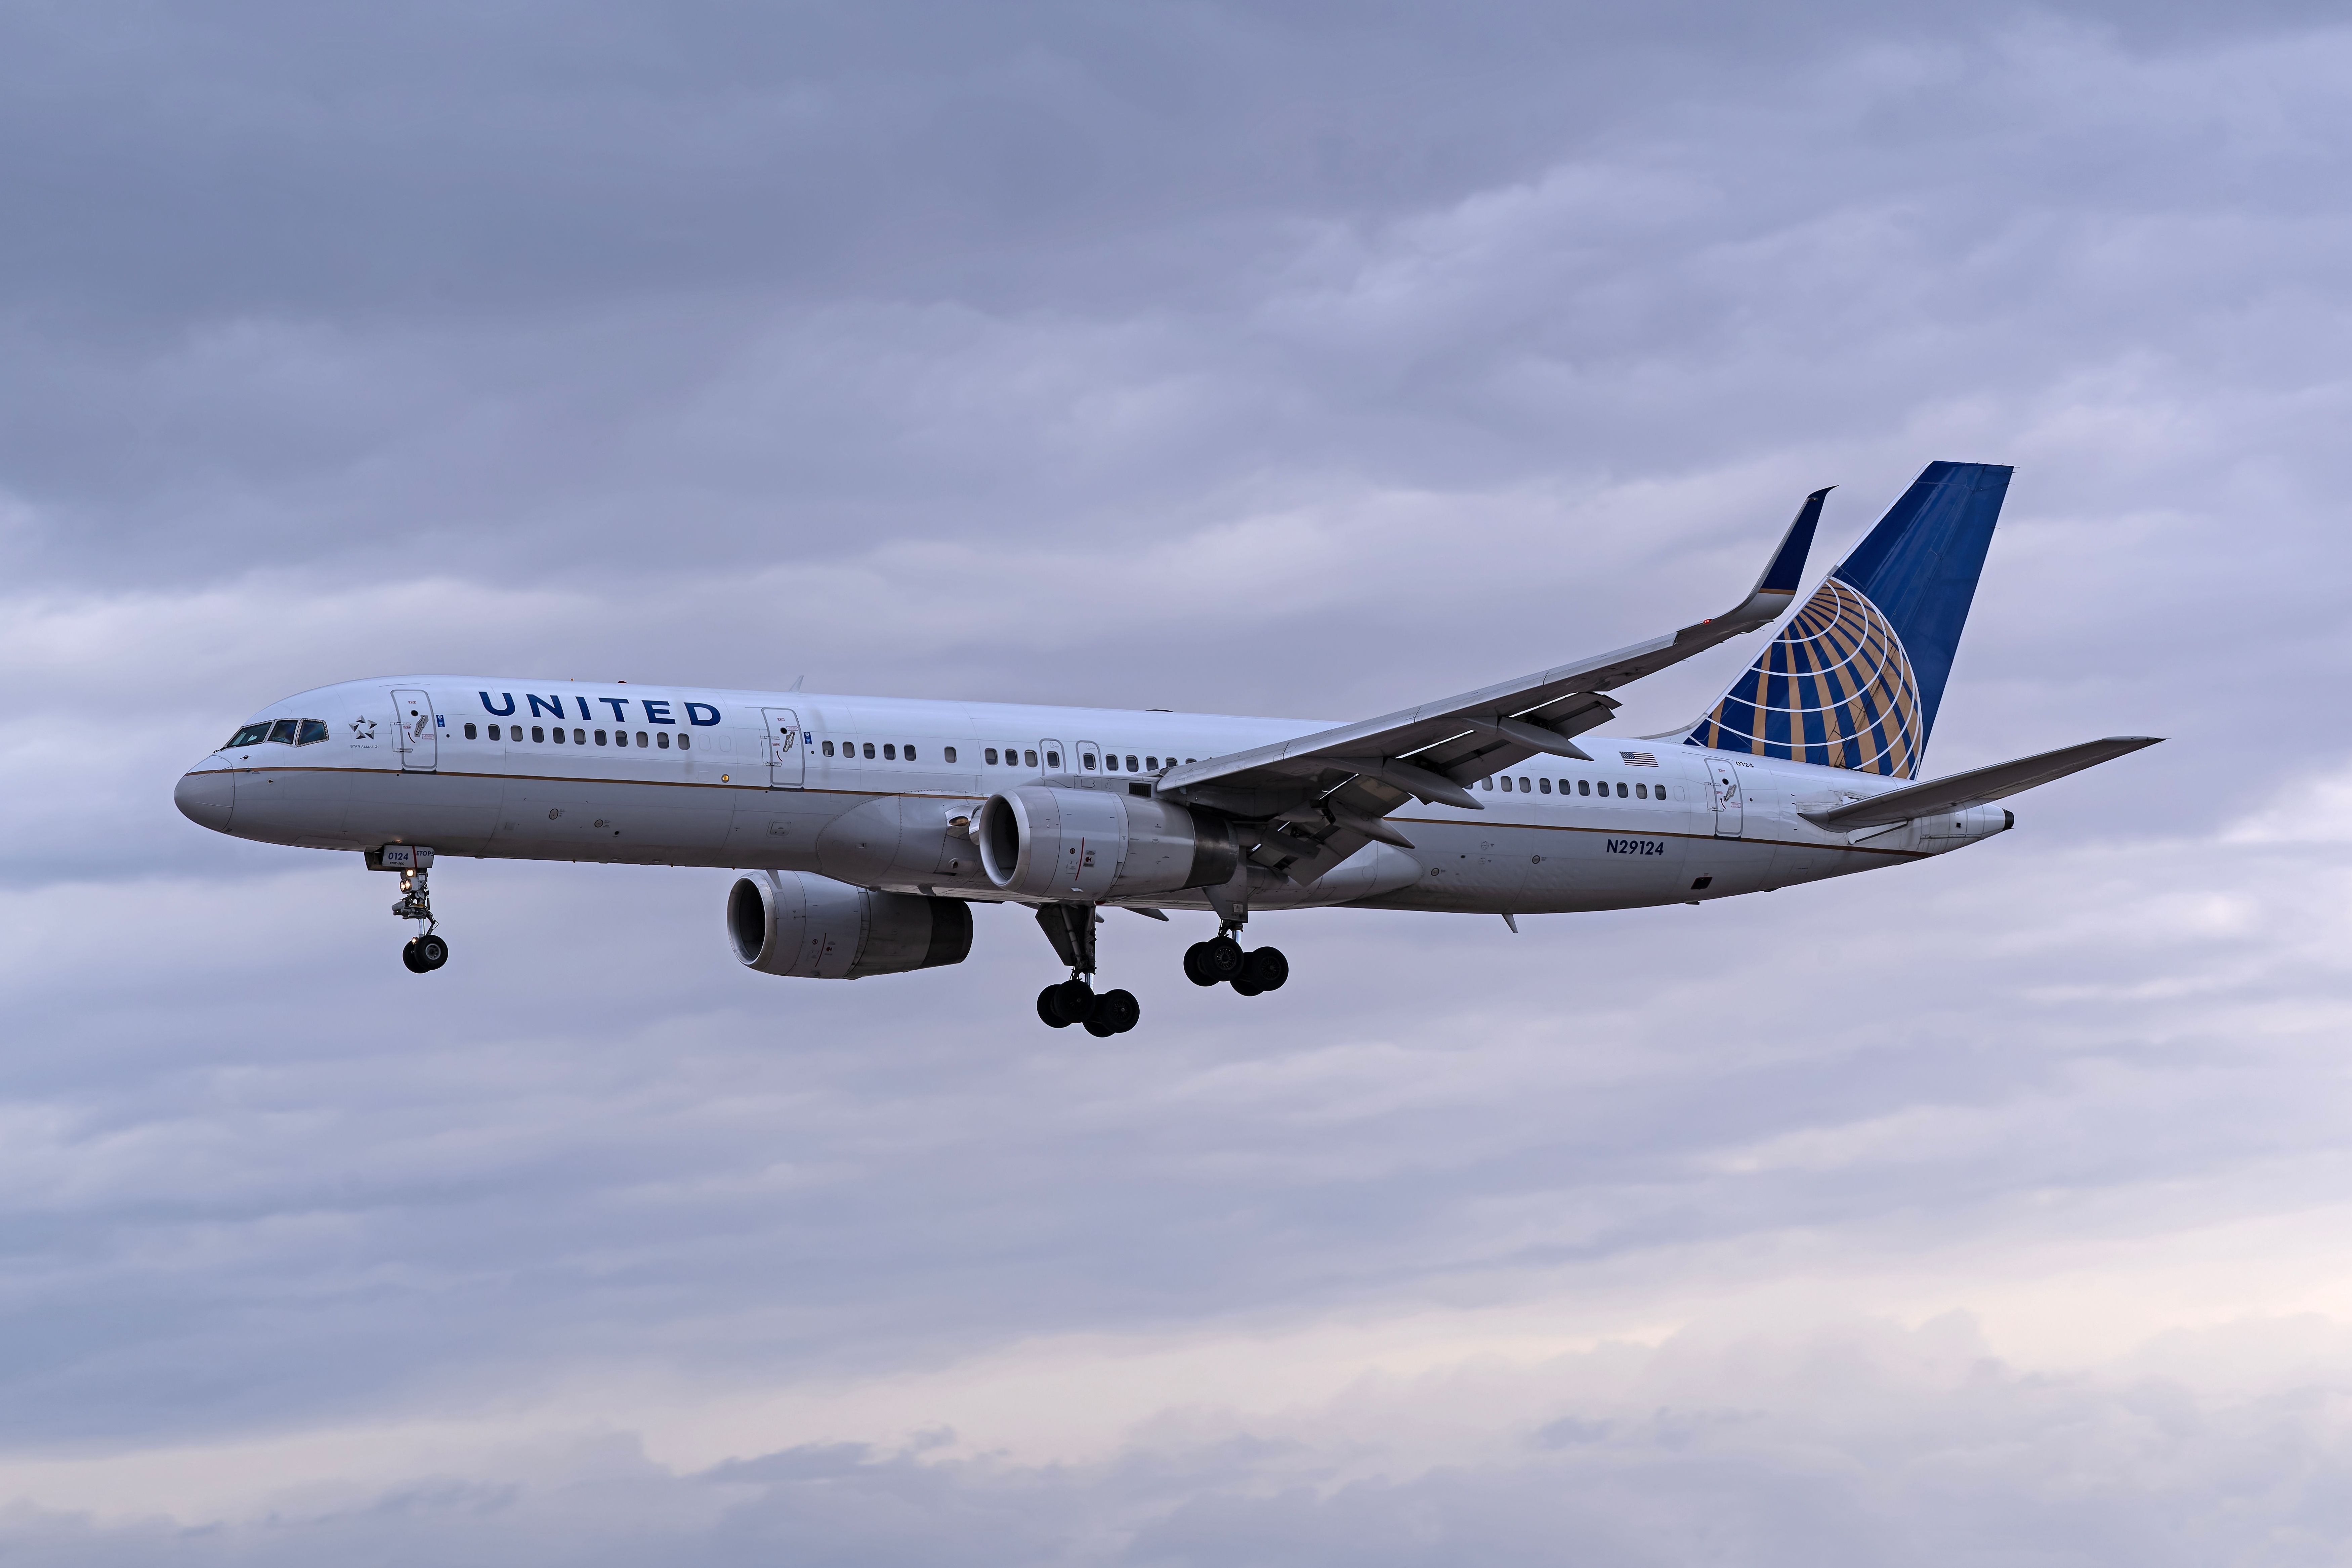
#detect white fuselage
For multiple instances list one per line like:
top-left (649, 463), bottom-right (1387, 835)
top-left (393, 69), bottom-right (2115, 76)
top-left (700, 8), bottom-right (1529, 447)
top-left (174, 676), bottom-right (2010, 917)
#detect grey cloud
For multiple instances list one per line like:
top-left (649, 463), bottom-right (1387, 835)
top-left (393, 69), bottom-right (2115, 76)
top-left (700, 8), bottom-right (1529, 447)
top-left (12, 1319), bottom-right (2352, 1565)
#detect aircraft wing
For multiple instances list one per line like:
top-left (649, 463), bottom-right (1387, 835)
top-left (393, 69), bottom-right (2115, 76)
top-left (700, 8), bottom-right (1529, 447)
top-left (1801, 735), bottom-right (2163, 831)
top-left (1158, 487), bottom-right (1831, 884)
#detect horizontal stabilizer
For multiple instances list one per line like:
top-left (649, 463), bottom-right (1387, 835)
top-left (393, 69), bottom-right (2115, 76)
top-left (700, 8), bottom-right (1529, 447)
top-left (1803, 735), bottom-right (2162, 830)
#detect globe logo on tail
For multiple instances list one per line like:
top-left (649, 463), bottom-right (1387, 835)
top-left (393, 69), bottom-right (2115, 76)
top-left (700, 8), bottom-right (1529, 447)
top-left (1687, 577), bottom-right (1923, 778)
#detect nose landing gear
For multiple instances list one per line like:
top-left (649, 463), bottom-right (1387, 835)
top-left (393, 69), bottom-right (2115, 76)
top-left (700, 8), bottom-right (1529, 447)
top-left (376, 846), bottom-right (451, 973)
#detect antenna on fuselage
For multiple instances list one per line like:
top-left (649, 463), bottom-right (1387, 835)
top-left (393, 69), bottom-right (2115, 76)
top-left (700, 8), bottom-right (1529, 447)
top-left (790, 675), bottom-right (806, 692)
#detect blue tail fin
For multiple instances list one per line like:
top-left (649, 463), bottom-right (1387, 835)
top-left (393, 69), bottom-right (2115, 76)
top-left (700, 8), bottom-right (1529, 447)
top-left (1684, 461), bottom-right (2011, 778)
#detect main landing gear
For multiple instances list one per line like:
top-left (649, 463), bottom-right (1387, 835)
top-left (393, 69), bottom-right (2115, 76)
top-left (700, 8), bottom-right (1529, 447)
top-left (1183, 934), bottom-right (1288, 996)
top-left (383, 849), bottom-right (451, 973)
top-left (1036, 978), bottom-right (1143, 1037)
top-left (1033, 902), bottom-right (1141, 1036)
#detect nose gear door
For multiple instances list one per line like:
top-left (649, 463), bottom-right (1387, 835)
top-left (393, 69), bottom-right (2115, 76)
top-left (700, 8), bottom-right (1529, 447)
top-left (1706, 758), bottom-right (1743, 837)
top-left (762, 708), bottom-right (805, 788)
top-left (392, 688), bottom-right (437, 771)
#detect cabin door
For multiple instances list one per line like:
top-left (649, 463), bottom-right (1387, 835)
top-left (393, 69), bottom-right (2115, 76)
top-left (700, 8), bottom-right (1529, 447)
top-left (1706, 759), bottom-right (1743, 837)
top-left (762, 708), bottom-right (805, 788)
top-left (392, 688), bottom-right (437, 771)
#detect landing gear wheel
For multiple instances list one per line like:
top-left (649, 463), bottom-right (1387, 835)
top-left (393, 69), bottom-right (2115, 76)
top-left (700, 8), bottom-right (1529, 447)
top-left (1089, 988), bottom-right (1141, 1035)
top-left (401, 938), bottom-right (426, 973)
top-left (1200, 936), bottom-right (1246, 984)
top-left (1182, 942), bottom-right (1220, 987)
top-left (1230, 975), bottom-right (1263, 997)
top-left (1047, 979), bottom-right (1096, 1026)
top-left (413, 933), bottom-right (450, 971)
top-left (1037, 986), bottom-right (1075, 1028)
top-left (1240, 946), bottom-right (1287, 992)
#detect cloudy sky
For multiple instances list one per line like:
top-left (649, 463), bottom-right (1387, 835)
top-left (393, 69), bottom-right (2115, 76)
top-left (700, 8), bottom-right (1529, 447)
top-left (8, 0), bottom-right (2352, 1560)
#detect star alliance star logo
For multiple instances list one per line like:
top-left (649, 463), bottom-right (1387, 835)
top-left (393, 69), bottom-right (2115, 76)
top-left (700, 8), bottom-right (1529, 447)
top-left (349, 717), bottom-right (377, 740)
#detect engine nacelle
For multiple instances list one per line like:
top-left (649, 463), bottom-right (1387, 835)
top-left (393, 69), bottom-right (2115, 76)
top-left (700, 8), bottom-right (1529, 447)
top-left (726, 870), bottom-right (973, 979)
top-left (975, 786), bottom-right (1238, 900)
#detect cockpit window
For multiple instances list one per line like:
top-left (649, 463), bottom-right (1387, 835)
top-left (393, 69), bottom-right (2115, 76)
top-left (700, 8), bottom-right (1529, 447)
top-left (228, 723), bottom-right (271, 749)
top-left (296, 719), bottom-right (329, 745)
top-left (266, 719), bottom-right (298, 744)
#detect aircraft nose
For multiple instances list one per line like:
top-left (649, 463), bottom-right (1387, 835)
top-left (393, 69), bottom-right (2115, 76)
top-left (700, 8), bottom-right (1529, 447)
top-left (174, 770), bottom-right (235, 833)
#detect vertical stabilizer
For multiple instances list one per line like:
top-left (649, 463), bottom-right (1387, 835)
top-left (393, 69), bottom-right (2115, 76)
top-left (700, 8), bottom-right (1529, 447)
top-left (1685, 461), bottom-right (2011, 777)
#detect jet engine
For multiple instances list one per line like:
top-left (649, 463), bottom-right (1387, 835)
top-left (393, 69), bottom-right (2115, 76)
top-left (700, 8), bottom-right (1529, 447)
top-left (975, 786), bottom-right (1239, 901)
top-left (726, 870), bottom-right (973, 979)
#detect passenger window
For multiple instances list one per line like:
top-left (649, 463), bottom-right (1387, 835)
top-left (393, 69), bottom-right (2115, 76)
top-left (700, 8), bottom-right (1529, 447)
top-left (1616, 781), bottom-right (1628, 798)
top-left (1022, 748), bottom-right (1036, 766)
top-left (1082, 752), bottom-right (1097, 770)
top-left (822, 740), bottom-right (834, 756)
top-left (905, 745), bottom-right (916, 761)
top-left (463, 723), bottom-right (477, 740)
top-left (985, 748), bottom-right (999, 765)
top-left (552, 727), bottom-right (566, 744)
top-left (594, 730), bottom-right (607, 745)
top-left (267, 719), bottom-right (298, 744)
top-left (1539, 777), bottom-right (1551, 793)
top-left (1146, 756), bottom-right (1158, 770)
top-left (636, 731), bottom-right (649, 747)
top-left (679, 734), bottom-right (690, 750)
top-left (575, 729), bottom-right (586, 745)
top-left (863, 742), bottom-right (875, 759)
top-left (1125, 754), bottom-right (1138, 772)
top-left (1482, 777), bottom-right (1493, 790)
top-left (1578, 779), bottom-right (1590, 796)
top-left (488, 724), bottom-right (502, 741)
top-left (1044, 750), bottom-right (1059, 769)
top-left (532, 726), bottom-right (546, 743)
top-left (658, 732), bottom-right (671, 749)
top-left (942, 746), bottom-right (954, 763)
top-left (617, 730), bottom-right (630, 747)
top-left (883, 743), bottom-right (896, 760)
top-left (1635, 783), bottom-right (1647, 799)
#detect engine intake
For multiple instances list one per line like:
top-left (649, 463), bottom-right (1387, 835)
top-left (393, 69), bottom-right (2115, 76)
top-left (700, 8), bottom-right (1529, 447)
top-left (975, 786), bottom-right (1238, 900)
top-left (727, 870), bottom-right (973, 979)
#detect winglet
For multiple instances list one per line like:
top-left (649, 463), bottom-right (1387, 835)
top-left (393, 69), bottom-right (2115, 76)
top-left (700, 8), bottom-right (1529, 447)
top-left (1754, 486), bottom-right (1830, 597)
top-left (1685, 484), bottom-right (1831, 641)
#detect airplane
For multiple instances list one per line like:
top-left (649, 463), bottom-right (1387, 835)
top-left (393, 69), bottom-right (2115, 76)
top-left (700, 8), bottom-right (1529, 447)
top-left (174, 461), bottom-right (2157, 1036)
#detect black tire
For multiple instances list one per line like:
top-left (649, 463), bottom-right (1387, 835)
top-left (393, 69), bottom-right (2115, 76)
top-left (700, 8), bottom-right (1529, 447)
top-left (1231, 975), bottom-right (1263, 997)
top-left (414, 933), bottom-right (450, 971)
top-left (1094, 988), bottom-right (1141, 1034)
top-left (1241, 946), bottom-right (1288, 992)
top-left (1083, 1015), bottom-right (1120, 1038)
top-left (1049, 979), bottom-right (1096, 1025)
top-left (401, 939), bottom-right (426, 974)
top-left (1182, 942), bottom-right (1218, 987)
top-left (1037, 986), bottom-right (1074, 1028)
top-left (1201, 936), bottom-right (1246, 984)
